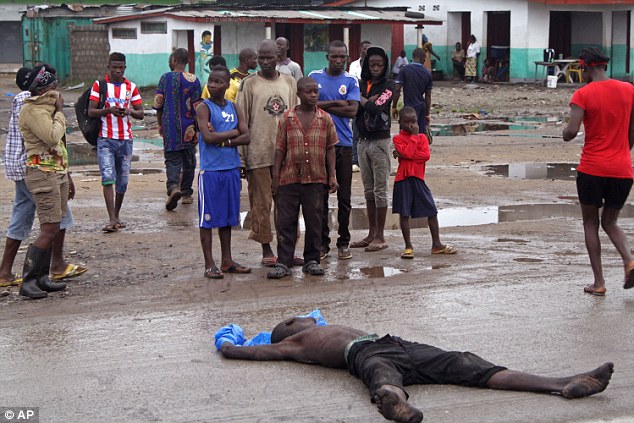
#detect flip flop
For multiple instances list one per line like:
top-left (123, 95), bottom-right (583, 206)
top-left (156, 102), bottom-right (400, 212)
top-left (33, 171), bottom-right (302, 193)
top-left (204, 266), bottom-right (224, 279)
top-left (401, 249), bottom-right (414, 259)
top-left (624, 261), bottom-right (634, 289)
top-left (584, 284), bottom-right (606, 296)
top-left (431, 245), bottom-right (458, 255)
top-left (0, 273), bottom-right (22, 287)
top-left (365, 243), bottom-right (388, 252)
top-left (221, 263), bottom-right (252, 274)
top-left (260, 256), bottom-right (277, 267)
top-left (115, 221), bottom-right (127, 229)
top-left (350, 240), bottom-right (371, 248)
top-left (102, 224), bottom-right (118, 233)
top-left (51, 264), bottom-right (89, 281)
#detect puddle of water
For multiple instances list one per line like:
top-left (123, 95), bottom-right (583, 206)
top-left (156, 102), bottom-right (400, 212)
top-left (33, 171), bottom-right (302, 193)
top-left (497, 238), bottom-right (529, 243)
top-left (437, 206), bottom-right (498, 227)
top-left (239, 203), bottom-right (634, 231)
top-left (357, 266), bottom-right (404, 278)
top-left (483, 163), bottom-right (578, 180)
top-left (116, 202), bottom-right (634, 234)
top-left (431, 122), bottom-right (538, 137)
top-left (507, 116), bottom-right (560, 124)
top-left (135, 138), bottom-right (164, 148)
top-left (67, 143), bottom-right (98, 166)
top-left (74, 168), bottom-right (164, 177)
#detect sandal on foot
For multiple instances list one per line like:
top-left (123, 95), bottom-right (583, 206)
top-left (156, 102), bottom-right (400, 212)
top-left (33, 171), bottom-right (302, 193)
top-left (624, 261), bottom-right (634, 289)
top-left (293, 256), bottom-right (305, 266)
top-left (350, 239), bottom-right (371, 248)
top-left (204, 266), bottom-right (224, 279)
top-left (0, 273), bottom-right (22, 287)
top-left (221, 263), bottom-right (252, 274)
top-left (267, 263), bottom-right (292, 279)
top-left (432, 245), bottom-right (458, 255)
top-left (365, 243), bottom-right (388, 252)
top-left (401, 249), bottom-right (414, 259)
top-left (115, 221), bottom-right (127, 229)
top-left (51, 264), bottom-right (88, 280)
top-left (261, 256), bottom-right (277, 267)
top-left (584, 284), bottom-right (606, 296)
top-left (102, 224), bottom-right (118, 233)
top-left (302, 260), bottom-right (324, 276)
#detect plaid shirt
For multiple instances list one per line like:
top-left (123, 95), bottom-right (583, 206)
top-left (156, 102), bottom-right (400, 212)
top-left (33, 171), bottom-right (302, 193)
top-left (4, 91), bottom-right (30, 181)
top-left (276, 106), bottom-right (339, 186)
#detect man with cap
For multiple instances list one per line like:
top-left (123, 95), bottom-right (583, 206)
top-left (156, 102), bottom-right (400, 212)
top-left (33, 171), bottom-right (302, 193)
top-left (16, 65), bottom-right (74, 298)
top-left (0, 67), bottom-right (87, 293)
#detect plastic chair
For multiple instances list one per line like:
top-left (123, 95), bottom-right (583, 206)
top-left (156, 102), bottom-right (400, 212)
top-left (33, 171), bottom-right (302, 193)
top-left (567, 63), bottom-right (583, 83)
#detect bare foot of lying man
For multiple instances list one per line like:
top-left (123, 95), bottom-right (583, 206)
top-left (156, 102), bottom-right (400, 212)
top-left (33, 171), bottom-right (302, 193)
top-left (373, 385), bottom-right (423, 423)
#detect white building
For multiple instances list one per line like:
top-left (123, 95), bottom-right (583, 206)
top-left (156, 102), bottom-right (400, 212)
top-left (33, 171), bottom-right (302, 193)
top-left (328, 0), bottom-right (633, 82)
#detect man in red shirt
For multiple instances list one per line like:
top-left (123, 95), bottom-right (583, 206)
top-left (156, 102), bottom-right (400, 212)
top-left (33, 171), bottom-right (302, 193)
top-left (88, 52), bottom-right (144, 233)
top-left (563, 47), bottom-right (634, 296)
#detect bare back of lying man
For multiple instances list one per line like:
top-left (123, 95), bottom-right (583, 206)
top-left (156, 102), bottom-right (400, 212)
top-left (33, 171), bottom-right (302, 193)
top-left (220, 317), bottom-right (613, 423)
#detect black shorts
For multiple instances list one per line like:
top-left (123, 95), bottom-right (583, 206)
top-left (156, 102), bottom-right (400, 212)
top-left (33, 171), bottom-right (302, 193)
top-left (347, 335), bottom-right (507, 398)
top-left (576, 171), bottom-right (633, 209)
top-left (392, 177), bottom-right (437, 218)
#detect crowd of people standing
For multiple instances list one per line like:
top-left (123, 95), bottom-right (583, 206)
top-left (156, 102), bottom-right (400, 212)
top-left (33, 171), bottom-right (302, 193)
top-left (3, 37), bottom-right (632, 300)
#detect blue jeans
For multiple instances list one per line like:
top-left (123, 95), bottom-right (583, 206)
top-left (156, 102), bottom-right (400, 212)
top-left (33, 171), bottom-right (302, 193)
top-left (6, 179), bottom-right (74, 241)
top-left (97, 137), bottom-right (133, 194)
top-left (164, 147), bottom-right (196, 197)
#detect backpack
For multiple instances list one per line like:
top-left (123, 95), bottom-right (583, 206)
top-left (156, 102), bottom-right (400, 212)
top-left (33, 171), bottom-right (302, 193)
top-left (75, 80), bottom-right (107, 146)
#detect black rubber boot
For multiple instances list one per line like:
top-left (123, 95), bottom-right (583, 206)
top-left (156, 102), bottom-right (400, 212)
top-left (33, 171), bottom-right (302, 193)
top-left (36, 247), bottom-right (66, 292)
top-left (18, 244), bottom-right (47, 299)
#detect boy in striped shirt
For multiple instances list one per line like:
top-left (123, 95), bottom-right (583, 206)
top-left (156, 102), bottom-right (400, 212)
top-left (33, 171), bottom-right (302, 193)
top-left (88, 52), bottom-right (144, 233)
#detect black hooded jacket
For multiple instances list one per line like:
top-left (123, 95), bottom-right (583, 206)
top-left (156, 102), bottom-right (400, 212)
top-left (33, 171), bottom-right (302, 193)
top-left (355, 46), bottom-right (396, 140)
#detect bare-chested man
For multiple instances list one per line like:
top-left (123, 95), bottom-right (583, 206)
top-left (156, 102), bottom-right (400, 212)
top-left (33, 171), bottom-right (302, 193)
top-left (218, 317), bottom-right (613, 423)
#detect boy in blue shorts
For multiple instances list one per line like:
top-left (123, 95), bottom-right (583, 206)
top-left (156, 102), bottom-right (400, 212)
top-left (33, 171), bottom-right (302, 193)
top-left (195, 66), bottom-right (251, 279)
top-left (392, 107), bottom-right (457, 259)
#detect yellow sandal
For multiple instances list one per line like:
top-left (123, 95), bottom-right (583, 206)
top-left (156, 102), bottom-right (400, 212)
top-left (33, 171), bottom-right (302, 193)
top-left (401, 249), bottom-right (414, 259)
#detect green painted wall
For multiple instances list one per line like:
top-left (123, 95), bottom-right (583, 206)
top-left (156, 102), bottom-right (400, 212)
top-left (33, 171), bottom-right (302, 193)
top-left (123, 53), bottom-right (171, 88)
top-left (121, 44), bottom-right (633, 87)
top-left (610, 44), bottom-right (629, 79)
top-left (22, 17), bottom-right (93, 81)
top-left (304, 51), bottom-right (327, 75)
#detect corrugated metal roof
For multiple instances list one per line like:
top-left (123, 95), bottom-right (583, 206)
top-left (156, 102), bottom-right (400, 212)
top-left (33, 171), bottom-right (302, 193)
top-left (95, 7), bottom-right (443, 25)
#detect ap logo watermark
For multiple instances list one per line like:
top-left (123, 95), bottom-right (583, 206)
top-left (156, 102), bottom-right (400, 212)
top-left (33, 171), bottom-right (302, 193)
top-left (0, 407), bottom-right (39, 423)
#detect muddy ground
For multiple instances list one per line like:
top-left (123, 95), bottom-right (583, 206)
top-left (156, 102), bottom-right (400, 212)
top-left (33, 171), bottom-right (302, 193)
top-left (1, 75), bottom-right (633, 422)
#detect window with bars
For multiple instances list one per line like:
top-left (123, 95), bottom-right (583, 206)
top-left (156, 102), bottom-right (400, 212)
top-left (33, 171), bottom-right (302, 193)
top-left (112, 28), bottom-right (137, 39)
top-left (141, 22), bottom-right (167, 34)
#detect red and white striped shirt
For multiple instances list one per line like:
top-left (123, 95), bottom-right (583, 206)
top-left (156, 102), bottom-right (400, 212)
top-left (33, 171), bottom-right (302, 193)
top-left (90, 76), bottom-right (142, 140)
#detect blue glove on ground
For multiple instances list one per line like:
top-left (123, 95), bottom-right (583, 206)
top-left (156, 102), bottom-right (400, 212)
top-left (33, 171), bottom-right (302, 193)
top-left (243, 331), bottom-right (271, 347)
top-left (214, 324), bottom-right (245, 351)
top-left (300, 309), bottom-right (328, 326)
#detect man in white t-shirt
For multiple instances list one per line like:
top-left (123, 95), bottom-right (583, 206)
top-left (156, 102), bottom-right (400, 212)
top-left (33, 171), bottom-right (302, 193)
top-left (88, 52), bottom-right (144, 233)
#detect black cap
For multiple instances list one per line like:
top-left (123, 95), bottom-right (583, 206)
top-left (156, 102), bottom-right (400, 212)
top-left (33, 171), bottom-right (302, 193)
top-left (16, 67), bottom-right (33, 91)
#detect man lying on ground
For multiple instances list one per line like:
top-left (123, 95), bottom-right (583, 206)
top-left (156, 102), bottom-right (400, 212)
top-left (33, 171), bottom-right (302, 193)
top-left (216, 316), bottom-right (613, 423)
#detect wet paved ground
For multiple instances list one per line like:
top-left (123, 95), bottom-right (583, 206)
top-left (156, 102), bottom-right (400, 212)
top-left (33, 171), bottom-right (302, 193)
top-left (1, 79), bottom-right (634, 422)
top-left (2, 264), bottom-right (633, 422)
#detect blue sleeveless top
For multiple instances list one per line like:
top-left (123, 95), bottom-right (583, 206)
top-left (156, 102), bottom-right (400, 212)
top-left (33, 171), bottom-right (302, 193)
top-left (199, 99), bottom-right (241, 171)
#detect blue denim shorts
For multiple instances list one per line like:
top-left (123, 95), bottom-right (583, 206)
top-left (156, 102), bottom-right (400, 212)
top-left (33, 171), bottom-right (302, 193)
top-left (6, 179), bottom-right (74, 241)
top-left (97, 137), bottom-right (133, 194)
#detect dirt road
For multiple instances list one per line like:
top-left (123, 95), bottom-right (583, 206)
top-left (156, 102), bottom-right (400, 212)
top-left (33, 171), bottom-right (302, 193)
top-left (1, 76), bottom-right (633, 422)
